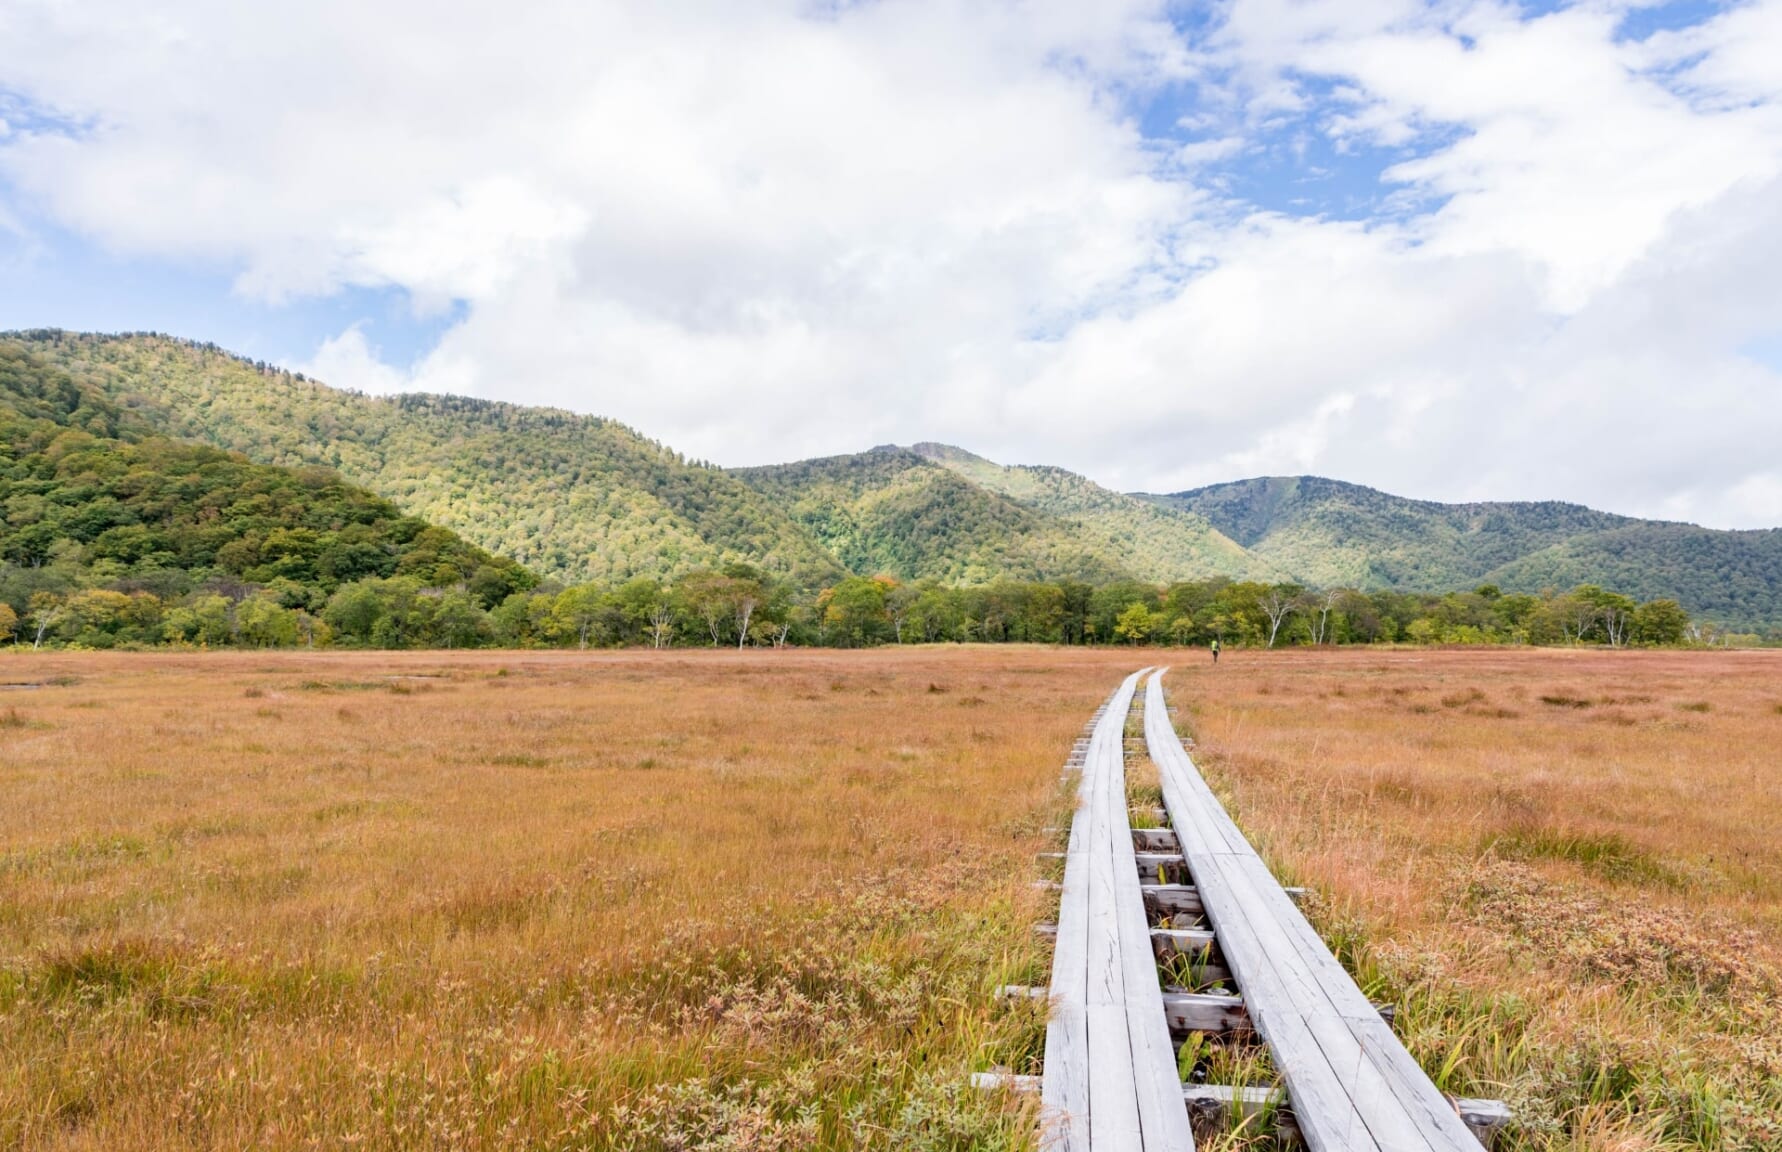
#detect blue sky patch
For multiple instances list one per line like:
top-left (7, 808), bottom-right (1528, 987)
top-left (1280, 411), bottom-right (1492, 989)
top-left (0, 221), bottom-right (461, 369)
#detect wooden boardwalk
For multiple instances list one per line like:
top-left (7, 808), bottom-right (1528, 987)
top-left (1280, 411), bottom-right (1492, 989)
top-left (1042, 669), bottom-right (1195, 1152)
top-left (1012, 669), bottom-right (1504, 1152)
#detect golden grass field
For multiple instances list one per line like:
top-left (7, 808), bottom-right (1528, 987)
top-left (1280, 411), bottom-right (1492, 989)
top-left (0, 647), bottom-right (1143, 1151)
top-left (2, 646), bottom-right (1778, 1151)
top-left (1171, 648), bottom-right (1782, 1152)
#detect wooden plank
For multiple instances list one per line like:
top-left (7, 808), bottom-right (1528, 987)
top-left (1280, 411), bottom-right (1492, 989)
top-left (1083, 676), bottom-right (1144, 1152)
top-left (1142, 884), bottom-right (1306, 922)
top-left (1104, 674), bottom-right (1197, 1152)
top-left (1158, 991), bottom-right (1393, 1037)
top-left (1161, 991), bottom-right (1250, 1033)
top-left (1041, 684), bottom-right (1101, 1151)
top-left (1182, 1086), bottom-right (1509, 1151)
top-left (1213, 834), bottom-right (1477, 1151)
top-left (1141, 884), bottom-right (1203, 920)
top-left (982, 1076), bottom-right (1506, 1150)
top-left (1143, 671), bottom-right (1485, 1152)
top-left (1202, 849), bottom-right (1438, 1151)
top-left (1041, 668), bottom-right (1197, 1152)
top-left (1132, 828), bottom-right (1181, 853)
top-left (1151, 927), bottom-right (1217, 953)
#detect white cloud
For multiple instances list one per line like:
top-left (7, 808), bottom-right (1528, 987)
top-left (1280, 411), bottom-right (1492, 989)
top-left (296, 326), bottom-right (411, 397)
top-left (2, 0), bottom-right (1781, 527)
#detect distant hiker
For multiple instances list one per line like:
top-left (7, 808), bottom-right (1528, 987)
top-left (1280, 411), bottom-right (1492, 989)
top-left (1211, 638), bottom-right (1221, 664)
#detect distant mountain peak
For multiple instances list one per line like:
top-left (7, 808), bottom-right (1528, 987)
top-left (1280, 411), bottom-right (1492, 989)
top-left (905, 441), bottom-right (996, 467)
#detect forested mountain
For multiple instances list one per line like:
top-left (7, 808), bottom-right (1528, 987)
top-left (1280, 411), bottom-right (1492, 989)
top-left (1148, 476), bottom-right (1633, 588)
top-left (732, 448), bottom-right (1128, 584)
top-left (0, 342), bottom-right (531, 643)
top-left (8, 331), bottom-right (844, 588)
top-left (6, 330), bottom-right (1780, 632)
top-left (906, 442), bottom-right (1281, 582)
top-left (1151, 476), bottom-right (1782, 628)
top-left (1481, 523), bottom-right (1782, 629)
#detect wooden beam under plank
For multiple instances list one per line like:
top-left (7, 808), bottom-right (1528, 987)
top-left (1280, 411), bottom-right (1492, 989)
top-left (971, 1075), bottom-right (1510, 1149)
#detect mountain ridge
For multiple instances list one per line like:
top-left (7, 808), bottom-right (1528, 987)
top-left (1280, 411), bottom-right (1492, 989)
top-left (903, 442), bottom-right (1284, 583)
top-left (6, 330), bottom-right (1780, 630)
top-left (8, 330), bottom-right (846, 588)
top-left (1150, 474), bottom-right (1782, 627)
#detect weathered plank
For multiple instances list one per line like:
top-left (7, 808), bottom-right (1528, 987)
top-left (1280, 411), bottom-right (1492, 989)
top-left (1132, 828), bottom-right (1182, 853)
top-left (976, 1075), bottom-right (1509, 1149)
top-left (1151, 927), bottom-right (1218, 954)
top-left (1182, 1086), bottom-right (1511, 1150)
top-left (1161, 991), bottom-right (1250, 1033)
top-left (1040, 670), bottom-right (1195, 1152)
top-left (1141, 883), bottom-right (1306, 922)
top-left (1158, 992), bottom-right (1394, 1037)
top-left (1143, 671), bottom-right (1486, 1152)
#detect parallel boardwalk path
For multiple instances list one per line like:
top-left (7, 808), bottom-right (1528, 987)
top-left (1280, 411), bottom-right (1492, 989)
top-left (1042, 669), bottom-right (1195, 1152)
top-left (1141, 670), bottom-right (1486, 1152)
top-left (997, 670), bottom-right (1506, 1151)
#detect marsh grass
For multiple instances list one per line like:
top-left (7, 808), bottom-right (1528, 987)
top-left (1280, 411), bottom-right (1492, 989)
top-left (1171, 648), bottom-right (1782, 1151)
top-left (1485, 829), bottom-right (1682, 888)
top-left (0, 646), bottom-right (1150, 1151)
top-left (1185, 1039), bottom-right (1285, 1150)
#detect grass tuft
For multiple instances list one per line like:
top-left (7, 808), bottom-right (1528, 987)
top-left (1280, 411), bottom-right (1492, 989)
top-left (1486, 828), bottom-right (1678, 886)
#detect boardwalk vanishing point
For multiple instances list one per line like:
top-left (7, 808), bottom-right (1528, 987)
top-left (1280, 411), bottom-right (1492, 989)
top-left (979, 668), bottom-right (1512, 1151)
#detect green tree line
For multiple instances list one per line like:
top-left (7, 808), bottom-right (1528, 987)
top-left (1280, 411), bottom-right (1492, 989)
top-left (5, 567), bottom-right (1717, 651)
top-left (0, 337), bottom-right (1743, 652)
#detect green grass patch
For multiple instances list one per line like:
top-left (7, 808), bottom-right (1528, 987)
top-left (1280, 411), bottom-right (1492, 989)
top-left (0, 834), bottom-right (151, 877)
top-left (1487, 828), bottom-right (1679, 887)
top-left (296, 679), bottom-right (425, 694)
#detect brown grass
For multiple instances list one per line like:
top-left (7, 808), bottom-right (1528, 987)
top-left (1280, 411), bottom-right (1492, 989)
top-left (7, 645), bottom-right (1778, 1151)
top-left (1168, 647), bottom-right (1782, 1151)
top-left (0, 647), bottom-right (1147, 1151)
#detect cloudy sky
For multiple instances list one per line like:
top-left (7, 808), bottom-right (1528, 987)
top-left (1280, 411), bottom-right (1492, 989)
top-left (3, 0), bottom-right (1780, 526)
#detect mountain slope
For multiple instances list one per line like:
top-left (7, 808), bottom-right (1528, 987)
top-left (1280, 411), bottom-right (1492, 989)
top-left (907, 442), bottom-right (1282, 583)
top-left (12, 330), bottom-right (1780, 629)
top-left (1151, 475), bottom-right (1782, 627)
top-left (1481, 523), bottom-right (1782, 628)
top-left (733, 448), bottom-right (1130, 584)
top-left (0, 341), bottom-right (527, 609)
top-left (9, 331), bottom-right (844, 588)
